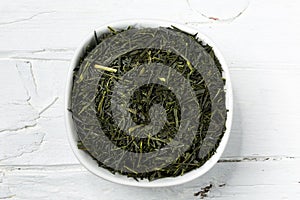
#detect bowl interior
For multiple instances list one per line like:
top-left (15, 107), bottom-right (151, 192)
top-left (65, 19), bottom-right (233, 187)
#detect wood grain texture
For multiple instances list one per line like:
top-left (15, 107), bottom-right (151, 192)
top-left (0, 0), bottom-right (300, 199)
top-left (1, 159), bottom-right (300, 199)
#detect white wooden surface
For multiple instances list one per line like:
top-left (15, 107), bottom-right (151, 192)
top-left (1, 0), bottom-right (300, 199)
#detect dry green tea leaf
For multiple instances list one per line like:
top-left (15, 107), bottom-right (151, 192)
top-left (70, 26), bottom-right (227, 181)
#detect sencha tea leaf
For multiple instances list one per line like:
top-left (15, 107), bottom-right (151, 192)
top-left (70, 25), bottom-right (227, 181)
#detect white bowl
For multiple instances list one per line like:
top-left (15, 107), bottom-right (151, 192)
top-left (65, 19), bottom-right (233, 187)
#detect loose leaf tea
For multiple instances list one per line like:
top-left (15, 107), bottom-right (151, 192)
top-left (70, 25), bottom-right (227, 181)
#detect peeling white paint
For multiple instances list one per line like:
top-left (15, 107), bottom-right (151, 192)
top-left (0, 172), bottom-right (15, 199)
top-left (0, 49), bottom-right (74, 61)
top-left (0, 186), bottom-right (15, 199)
top-left (39, 97), bottom-right (59, 115)
top-left (0, 11), bottom-right (55, 26)
top-left (15, 61), bottom-right (38, 97)
top-left (0, 129), bottom-right (45, 161)
top-left (0, 61), bottom-right (39, 132)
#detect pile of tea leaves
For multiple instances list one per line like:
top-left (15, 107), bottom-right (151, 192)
top-left (70, 25), bottom-right (227, 181)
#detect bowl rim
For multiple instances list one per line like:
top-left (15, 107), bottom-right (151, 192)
top-left (65, 19), bottom-right (233, 187)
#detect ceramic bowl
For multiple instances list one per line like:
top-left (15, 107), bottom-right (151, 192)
top-left (65, 19), bottom-right (233, 187)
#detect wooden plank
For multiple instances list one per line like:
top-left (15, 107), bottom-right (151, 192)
top-left (0, 58), bottom-right (299, 165)
top-left (0, 159), bottom-right (299, 199)
top-left (224, 69), bottom-right (300, 157)
top-left (0, 0), bottom-right (299, 70)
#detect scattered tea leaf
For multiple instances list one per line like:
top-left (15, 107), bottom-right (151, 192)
top-left (94, 64), bottom-right (117, 73)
